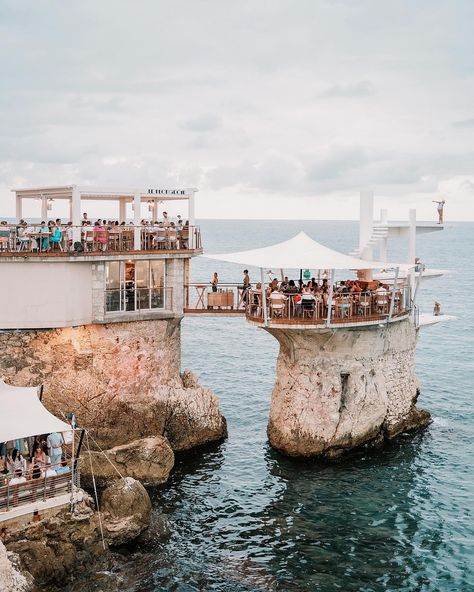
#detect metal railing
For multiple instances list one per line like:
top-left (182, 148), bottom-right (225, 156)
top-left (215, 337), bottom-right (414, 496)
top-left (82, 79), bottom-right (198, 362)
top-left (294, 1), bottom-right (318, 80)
top-left (184, 283), bottom-right (247, 311)
top-left (0, 224), bottom-right (202, 254)
top-left (246, 286), bottom-right (411, 325)
top-left (0, 458), bottom-right (78, 516)
top-left (105, 286), bottom-right (172, 313)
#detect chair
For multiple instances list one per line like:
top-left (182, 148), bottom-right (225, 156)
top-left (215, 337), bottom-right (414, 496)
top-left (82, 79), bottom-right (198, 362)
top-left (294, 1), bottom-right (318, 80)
top-left (301, 298), bottom-right (316, 320)
top-left (167, 228), bottom-right (178, 250)
top-left (358, 295), bottom-right (371, 316)
top-left (376, 293), bottom-right (389, 314)
top-left (180, 227), bottom-right (189, 249)
top-left (336, 297), bottom-right (351, 319)
top-left (94, 229), bottom-right (108, 251)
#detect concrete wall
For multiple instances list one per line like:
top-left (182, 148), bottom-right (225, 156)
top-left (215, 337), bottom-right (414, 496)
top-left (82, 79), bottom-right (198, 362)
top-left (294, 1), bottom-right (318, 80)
top-left (0, 257), bottom-right (188, 329)
top-left (0, 262), bottom-right (93, 329)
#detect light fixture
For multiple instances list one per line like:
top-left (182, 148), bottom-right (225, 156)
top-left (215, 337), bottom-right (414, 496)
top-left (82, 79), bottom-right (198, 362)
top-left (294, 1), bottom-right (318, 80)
top-left (47, 198), bottom-right (54, 211)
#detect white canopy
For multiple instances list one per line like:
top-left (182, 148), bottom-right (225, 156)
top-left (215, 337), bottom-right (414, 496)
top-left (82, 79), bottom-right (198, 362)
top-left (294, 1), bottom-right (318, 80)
top-left (204, 231), bottom-right (403, 270)
top-left (0, 379), bottom-right (71, 443)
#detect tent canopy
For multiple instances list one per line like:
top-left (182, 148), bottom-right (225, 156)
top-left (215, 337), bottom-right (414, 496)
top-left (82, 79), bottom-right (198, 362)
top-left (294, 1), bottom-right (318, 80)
top-left (204, 231), bottom-right (406, 271)
top-left (0, 379), bottom-right (71, 443)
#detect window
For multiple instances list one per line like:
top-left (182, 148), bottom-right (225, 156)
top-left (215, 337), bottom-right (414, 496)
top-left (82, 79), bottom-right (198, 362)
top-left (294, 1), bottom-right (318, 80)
top-left (105, 260), bottom-right (166, 312)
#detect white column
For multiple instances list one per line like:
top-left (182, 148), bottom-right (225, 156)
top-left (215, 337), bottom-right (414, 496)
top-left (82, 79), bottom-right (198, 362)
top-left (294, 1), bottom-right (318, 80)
top-left (188, 190), bottom-right (196, 226)
top-left (325, 269), bottom-right (335, 326)
top-left (379, 211), bottom-right (387, 263)
top-left (260, 267), bottom-right (268, 326)
top-left (119, 198), bottom-right (127, 223)
top-left (41, 196), bottom-right (48, 221)
top-left (71, 186), bottom-right (81, 243)
top-left (388, 266), bottom-right (399, 322)
top-left (15, 195), bottom-right (22, 223)
top-left (133, 193), bottom-right (141, 250)
top-left (359, 190), bottom-right (374, 260)
top-left (408, 208), bottom-right (416, 264)
top-left (152, 199), bottom-right (158, 222)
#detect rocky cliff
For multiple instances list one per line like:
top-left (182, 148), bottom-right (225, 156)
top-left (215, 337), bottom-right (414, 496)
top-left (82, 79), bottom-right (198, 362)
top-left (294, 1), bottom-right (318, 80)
top-left (0, 319), bottom-right (227, 483)
top-left (267, 319), bottom-right (430, 458)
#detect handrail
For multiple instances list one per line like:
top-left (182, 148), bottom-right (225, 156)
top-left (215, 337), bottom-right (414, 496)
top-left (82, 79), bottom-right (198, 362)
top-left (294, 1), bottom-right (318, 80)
top-left (246, 287), bottom-right (411, 326)
top-left (0, 458), bottom-right (78, 515)
top-left (0, 224), bottom-right (202, 254)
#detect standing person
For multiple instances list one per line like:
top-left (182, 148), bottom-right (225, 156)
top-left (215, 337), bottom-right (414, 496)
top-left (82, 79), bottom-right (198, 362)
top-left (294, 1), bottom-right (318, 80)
top-left (239, 270), bottom-right (251, 308)
top-left (162, 211), bottom-right (170, 227)
top-left (211, 272), bottom-right (218, 292)
top-left (432, 199), bottom-right (445, 224)
top-left (46, 432), bottom-right (64, 469)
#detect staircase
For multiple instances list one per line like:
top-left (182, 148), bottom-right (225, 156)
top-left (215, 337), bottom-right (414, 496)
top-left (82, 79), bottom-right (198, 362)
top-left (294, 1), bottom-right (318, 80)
top-left (349, 223), bottom-right (388, 257)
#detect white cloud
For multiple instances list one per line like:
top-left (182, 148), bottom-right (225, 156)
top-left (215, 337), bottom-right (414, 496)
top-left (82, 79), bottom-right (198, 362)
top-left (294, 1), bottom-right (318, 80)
top-left (0, 0), bottom-right (473, 220)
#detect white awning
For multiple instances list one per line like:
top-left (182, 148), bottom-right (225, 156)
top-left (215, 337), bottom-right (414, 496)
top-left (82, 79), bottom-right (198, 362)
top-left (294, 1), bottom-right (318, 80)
top-left (204, 231), bottom-right (407, 271)
top-left (0, 380), bottom-right (71, 443)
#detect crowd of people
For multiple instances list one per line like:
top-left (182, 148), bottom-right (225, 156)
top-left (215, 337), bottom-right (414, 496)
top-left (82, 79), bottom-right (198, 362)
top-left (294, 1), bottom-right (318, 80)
top-left (231, 271), bottom-right (401, 320)
top-left (0, 211), bottom-right (192, 253)
top-left (0, 433), bottom-right (71, 507)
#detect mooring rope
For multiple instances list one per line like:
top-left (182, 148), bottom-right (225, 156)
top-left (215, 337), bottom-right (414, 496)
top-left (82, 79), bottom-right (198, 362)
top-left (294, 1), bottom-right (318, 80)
top-left (85, 431), bottom-right (106, 550)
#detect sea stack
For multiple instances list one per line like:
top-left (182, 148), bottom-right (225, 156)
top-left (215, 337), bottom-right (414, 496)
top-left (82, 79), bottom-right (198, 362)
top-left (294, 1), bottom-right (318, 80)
top-left (0, 185), bottom-right (226, 483)
top-left (266, 319), bottom-right (430, 457)
top-left (207, 190), bottom-right (447, 458)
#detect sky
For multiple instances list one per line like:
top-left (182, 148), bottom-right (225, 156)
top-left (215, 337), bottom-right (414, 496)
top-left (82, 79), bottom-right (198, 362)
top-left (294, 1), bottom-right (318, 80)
top-left (1, 0), bottom-right (473, 221)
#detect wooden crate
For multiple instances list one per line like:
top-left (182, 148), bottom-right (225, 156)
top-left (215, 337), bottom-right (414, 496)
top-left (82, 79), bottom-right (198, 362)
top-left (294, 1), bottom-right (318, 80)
top-left (207, 291), bottom-right (234, 308)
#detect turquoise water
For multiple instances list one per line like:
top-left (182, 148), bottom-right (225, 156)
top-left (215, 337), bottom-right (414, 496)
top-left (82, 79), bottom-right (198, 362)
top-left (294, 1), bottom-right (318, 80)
top-left (139, 221), bottom-right (473, 591)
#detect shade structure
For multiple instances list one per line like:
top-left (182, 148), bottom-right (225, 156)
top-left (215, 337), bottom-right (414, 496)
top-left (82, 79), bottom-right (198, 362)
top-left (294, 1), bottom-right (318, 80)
top-left (0, 379), bottom-right (71, 443)
top-left (204, 231), bottom-right (402, 270)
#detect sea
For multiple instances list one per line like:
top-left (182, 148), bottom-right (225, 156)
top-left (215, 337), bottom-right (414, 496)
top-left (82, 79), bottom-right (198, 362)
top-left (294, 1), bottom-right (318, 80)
top-left (85, 220), bottom-right (474, 591)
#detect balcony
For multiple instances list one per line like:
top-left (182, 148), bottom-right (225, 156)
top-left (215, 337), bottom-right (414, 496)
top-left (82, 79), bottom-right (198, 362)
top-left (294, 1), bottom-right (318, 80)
top-left (0, 224), bottom-right (202, 257)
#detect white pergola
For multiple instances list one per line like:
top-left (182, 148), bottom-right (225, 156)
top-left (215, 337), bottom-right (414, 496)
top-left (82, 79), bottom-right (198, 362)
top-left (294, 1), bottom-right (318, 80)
top-left (12, 185), bottom-right (198, 247)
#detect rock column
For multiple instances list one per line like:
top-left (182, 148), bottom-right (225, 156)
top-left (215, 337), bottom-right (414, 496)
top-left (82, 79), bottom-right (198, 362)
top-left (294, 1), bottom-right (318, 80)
top-left (267, 318), bottom-right (430, 458)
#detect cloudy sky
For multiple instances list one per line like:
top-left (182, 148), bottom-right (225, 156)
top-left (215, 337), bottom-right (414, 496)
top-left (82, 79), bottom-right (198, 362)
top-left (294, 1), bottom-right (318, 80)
top-left (1, 0), bottom-right (473, 220)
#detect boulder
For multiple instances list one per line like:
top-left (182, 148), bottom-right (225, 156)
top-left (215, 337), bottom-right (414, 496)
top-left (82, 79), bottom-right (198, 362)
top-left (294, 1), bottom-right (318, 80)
top-left (81, 436), bottom-right (175, 487)
top-left (101, 477), bottom-right (152, 546)
top-left (0, 542), bottom-right (32, 592)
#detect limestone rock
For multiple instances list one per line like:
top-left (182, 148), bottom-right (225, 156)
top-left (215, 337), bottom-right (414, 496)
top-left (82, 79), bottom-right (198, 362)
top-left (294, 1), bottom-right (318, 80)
top-left (0, 319), bottom-right (227, 475)
top-left (101, 477), bottom-right (152, 546)
top-left (267, 319), bottom-right (430, 458)
top-left (81, 436), bottom-right (174, 487)
top-left (0, 542), bottom-right (32, 592)
top-left (137, 512), bottom-right (171, 543)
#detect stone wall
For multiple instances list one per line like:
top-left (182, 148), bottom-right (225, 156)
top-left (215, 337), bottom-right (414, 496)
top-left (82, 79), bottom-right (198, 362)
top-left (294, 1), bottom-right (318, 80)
top-left (0, 318), bottom-right (227, 480)
top-left (267, 318), bottom-right (429, 458)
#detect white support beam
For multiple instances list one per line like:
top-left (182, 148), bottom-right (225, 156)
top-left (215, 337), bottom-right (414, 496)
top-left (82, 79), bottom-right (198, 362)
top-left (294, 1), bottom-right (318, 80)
top-left (119, 198), bottom-right (127, 223)
top-left (188, 190), bottom-right (196, 226)
top-left (152, 199), bottom-right (158, 222)
top-left (388, 266), bottom-right (399, 322)
top-left (408, 208), bottom-right (416, 264)
top-left (359, 190), bottom-right (374, 260)
top-left (133, 193), bottom-right (141, 250)
top-left (15, 195), bottom-right (22, 223)
top-left (325, 269), bottom-right (335, 326)
top-left (41, 196), bottom-right (48, 221)
top-left (71, 186), bottom-right (81, 243)
top-left (260, 267), bottom-right (268, 326)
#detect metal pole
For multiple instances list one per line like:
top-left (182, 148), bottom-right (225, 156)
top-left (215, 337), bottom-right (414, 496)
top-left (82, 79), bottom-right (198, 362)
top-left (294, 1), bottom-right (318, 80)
top-left (260, 267), bottom-right (268, 326)
top-left (325, 269), bottom-right (335, 326)
top-left (387, 266), bottom-right (399, 322)
top-left (411, 265), bottom-right (423, 310)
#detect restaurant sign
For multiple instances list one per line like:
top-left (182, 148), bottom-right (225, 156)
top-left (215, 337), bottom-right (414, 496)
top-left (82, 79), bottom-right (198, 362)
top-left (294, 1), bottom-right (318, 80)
top-left (147, 189), bottom-right (189, 196)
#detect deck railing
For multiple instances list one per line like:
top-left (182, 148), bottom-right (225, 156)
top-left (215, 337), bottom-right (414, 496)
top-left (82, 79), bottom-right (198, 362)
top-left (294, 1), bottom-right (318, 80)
top-left (105, 286), bottom-right (173, 313)
top-left (246, 286), bottom-right (411, 325)
top-left (0, 458), bottom-right (78, 518)
top-left (0, 224), bottom-right (202, 254)
top-left (185, 283), bottom-right (247, 311)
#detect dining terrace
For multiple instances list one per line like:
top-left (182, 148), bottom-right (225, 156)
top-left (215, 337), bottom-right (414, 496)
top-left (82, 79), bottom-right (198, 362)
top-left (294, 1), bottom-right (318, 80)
top-left (246, 286), bottom-right (411, 327)
top-left (0, 223), bottom-right (202, 255)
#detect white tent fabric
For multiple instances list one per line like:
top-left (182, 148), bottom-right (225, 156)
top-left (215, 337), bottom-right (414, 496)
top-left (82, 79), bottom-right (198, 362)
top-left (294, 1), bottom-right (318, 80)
top-left (204, 231), bottom-right (406, 270)
top-left (0, 379), bottom-right (71, 443)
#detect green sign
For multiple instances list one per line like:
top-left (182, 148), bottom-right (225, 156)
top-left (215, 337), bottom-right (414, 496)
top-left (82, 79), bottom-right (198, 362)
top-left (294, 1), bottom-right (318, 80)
top-left (303, 269), bottom-right (311, 280)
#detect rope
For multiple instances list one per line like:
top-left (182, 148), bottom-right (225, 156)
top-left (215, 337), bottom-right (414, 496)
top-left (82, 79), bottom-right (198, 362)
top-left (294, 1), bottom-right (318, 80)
top-left (85, 431), bottom-right (106, 550)
top-left (85, 431), bottom-right (130, 485)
